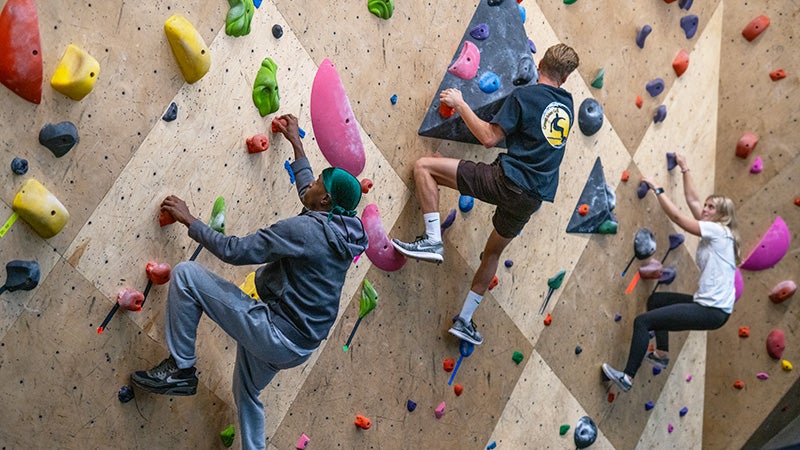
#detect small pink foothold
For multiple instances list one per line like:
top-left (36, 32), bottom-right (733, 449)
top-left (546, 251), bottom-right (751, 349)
top-left (668, 424), bottom-right (674, 433)
top-left (435, 401), bottom-right (446, 419)
top-left (296, 433), bottom-right (310, 449)
top-left (685, 374), bottom-right (692, 382)
top-left (756, 372), bottom-right (770, 380)
top-left (750, 157), bottom-right (763, 174)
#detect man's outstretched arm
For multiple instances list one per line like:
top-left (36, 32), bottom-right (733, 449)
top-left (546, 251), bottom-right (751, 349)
top-left (440, 88), bottom-right (506, 148)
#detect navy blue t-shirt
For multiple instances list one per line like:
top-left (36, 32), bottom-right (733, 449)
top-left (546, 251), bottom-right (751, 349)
top-left (491, 83), bottom-right (574, 202)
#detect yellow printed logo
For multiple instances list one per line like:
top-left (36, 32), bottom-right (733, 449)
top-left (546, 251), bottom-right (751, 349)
top-left (541, 102), bottom-right (571, 148)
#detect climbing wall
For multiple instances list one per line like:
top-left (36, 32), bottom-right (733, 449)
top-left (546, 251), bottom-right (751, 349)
top-left (0, 1), bottom-right (797, 449)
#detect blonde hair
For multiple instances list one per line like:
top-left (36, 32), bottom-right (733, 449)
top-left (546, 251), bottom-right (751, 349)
top-left (539, 44), bottom-right (580, 82)
top-left (707, 195), bottom-right (741, 264)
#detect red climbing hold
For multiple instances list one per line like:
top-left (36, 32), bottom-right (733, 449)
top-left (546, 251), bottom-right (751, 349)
top-left (607, 392), bottom-right (615, 403)
top-left (354, 415), bottom-right (372, 430)
top-left (742, 15), bottom-right (770, 42)
top-left (735, 133), bottom-right (758, 158)
top-left (543, 313), bottom-right (552, 326)
top-left (443, 358), bottom-right (455, 372)
top-left (767, 329), bottom-right (785, 360)
top-left (738, 326), bottom-right (750, 338)
top-left (578, 204), bottom-right (589, 216)
top-left (769, 69), bottom-right (786, 81)
top-left (672, 50), bottom-right (689, 77)
top-left (769, 280), bottom-right (796, 304)
top-left (620, 170), bottom-right (630, 182)
top-left (454, 384), bottom-right (464, 396)
top-left (635, 95), bottom-right (643, 109)
top-left (271, 117), bottom-right (288, 133)
top-left (794, 197), bottom-right (800, 207)
top-left (439, 102), bottom-right (456, 119)
top-left (0, 0), bottom-right (43, 104)
top-left (246, 134), bottom-right (269, 154)
top-left (145, 261), bottom-right (172, 285)
top-left (159, 210), bottom-right (177, 227)
top-left (360, 178), bottom-right (373, 194)
top-left (733, 380), bottom-right (745, 390)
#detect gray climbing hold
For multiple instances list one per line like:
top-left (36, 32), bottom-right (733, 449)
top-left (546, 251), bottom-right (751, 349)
top-left (636, 25), bottom-right (652, 49)
top-left (680, 15), bottom-right (699, 39)
top-left (578, 98), bottom-right (604, 136)
top-left (272, 24), bottom-right (283, 39)
top-left (11, 157), bottom-right (28, 175)
top-left (1, 260), bottom-right (40, 293)
top-left (513, 54), bottom-right (537, 86)
top-left (634, 228), bottom-right (657, 260)
top-left (39, 121), bottom-right (79, 158)
top-left (645, 78), bottom-right (665, 97)
top-left (653, 105), bottom-right (667, 123)
top-left (470, 23), bottom-right (490, 40)
top-left (574, 416), bottom-right (598, 449)
top-left (162, 101), bottom-right (178, 122)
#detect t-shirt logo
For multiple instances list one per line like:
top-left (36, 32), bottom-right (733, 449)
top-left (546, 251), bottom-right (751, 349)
top-left (540, 102), bottom-right (571, 149)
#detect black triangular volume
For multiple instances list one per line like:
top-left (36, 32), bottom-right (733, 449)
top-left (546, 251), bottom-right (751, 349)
top-left (418, 0), bottom-right (535, 145)
top-left (566, 157), bottom-right (617, 234)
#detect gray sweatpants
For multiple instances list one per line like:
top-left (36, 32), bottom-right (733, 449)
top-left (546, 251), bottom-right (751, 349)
top-left (165, 261), bottom-right (314, 450)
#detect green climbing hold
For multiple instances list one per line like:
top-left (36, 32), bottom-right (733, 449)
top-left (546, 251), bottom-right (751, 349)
top-left (368, 0), bottom-right (394, 19)
top-left (209, 196), bottom-right (226, 234)
top-left (598, 219), bottom-right (618, 235)
top-left (220, 425), bottom-right (235, 447)
top-left (252, 57), bottom-right (280, 117)
top-left (512, 351), bottom-right (524, 364)
top-left (591, 68), bottom-right (605, 89)
top-left (564, 0), bottom-right (578, 4)
top-left (547, 269), bottom-right (567, 291)
top-left (560, 424), bottom-right (570, 436)
top-left (360, 278), bottom-right (379, 318)
top-left (225, 0), bottom-right (255, 37)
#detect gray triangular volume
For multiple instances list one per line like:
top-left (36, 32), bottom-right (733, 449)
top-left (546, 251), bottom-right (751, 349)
top-left (566, 157), bottom-right (617, 234)
top-left (418, 0), bottom-right (536, 145)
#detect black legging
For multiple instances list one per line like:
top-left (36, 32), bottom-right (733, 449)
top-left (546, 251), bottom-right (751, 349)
top-left (623, 292), bottom-right (730, 377)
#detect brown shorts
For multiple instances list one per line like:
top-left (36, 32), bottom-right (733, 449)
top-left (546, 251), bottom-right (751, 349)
top-left (456, 160), bottom-right (542, 238)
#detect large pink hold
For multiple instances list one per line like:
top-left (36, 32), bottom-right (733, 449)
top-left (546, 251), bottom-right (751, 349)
top-left (638, 258), bottom-right (663, 279)
top-left (447, 41), bottom-right (480, 80)
top-left (734, 269), bottom-right (744, 302)
top-left (769, 280), bottom-right (796, 304)
top-left (740, 216), bottom-right (791, 271)
top-left (310, 58), bottom-right (366, 176)
top-left (362, 203), bottom-right (407, 272)
top-left (117, 288), bottom-right (145, 312)
top-left (767, 329), bottom-right (785, 359)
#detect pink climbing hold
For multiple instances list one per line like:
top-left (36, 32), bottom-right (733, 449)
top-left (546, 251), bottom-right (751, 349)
top-left (296, 433), bottom-right (310, 449)
top-left (685, 374), bottom-right (692, 382)
top-left (361, 204), bottom-right (407, 272)
top-left (734, 269), bottom-right (744, 302)
top-left (672, 49), bottom-right (689, 77)
top-left (767, 329), bottom-right (785, 360)
top-left (668, 423), bottom-right (674, 433)
top-left (447, 41), bottom-right (480, 80)
top-left (310, 58), bottom-right (366, 176)
top-left (435, 401), bottom-right (446, 419)
top-left (769, 280), bottom-right (796, 304)
top-left (756, 372), bottom-right (770, 380)
top-left (749, 157), bottom-right (763, 174)
top-left (246, 134), bottom-right (269, 154)
top-left (638, 258), bottom-right (663, 280)
top-left (740, 216), bottom-right (791, 271)
top-left (735, 132), bottom-right (758, 158)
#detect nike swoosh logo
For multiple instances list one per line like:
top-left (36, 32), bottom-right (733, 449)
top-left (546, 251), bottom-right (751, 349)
top-left (165, 375), bottom-right (191, 385)
top-left (427, 219), bottom-right (438, 223)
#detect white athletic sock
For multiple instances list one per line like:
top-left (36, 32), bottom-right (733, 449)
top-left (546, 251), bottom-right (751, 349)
top-left (423, 212), bottom-right (442, 242)
top-left (458, 290), bottom-right (483, 323)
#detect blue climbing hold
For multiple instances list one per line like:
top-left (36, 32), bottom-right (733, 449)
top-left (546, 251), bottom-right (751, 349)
top-left (646, 78), bottom-right (665, 97)
top-left (479, 72), bottom-right (501, 94)
top-left (390, 94), bottom-right (398, 105)
top-left (11, 157), bottom-right (28, 175)
top-left (469, 23), bottom-right (490, 40)
top-left (653, 105), bottom-right (667, 123)
top-left (407, 399), bottom-right (417, 412)
top-left (298, 127), bottom-right (306, 138)
top-left (284, 160), bottom-right (295, 184)
top-left (575, 346), bottom-right (583, 355)
top-left (254, 0), bottom-right (263, 7)
top-left (680, 15), bottom-right (699, 39)
top-left (679, 0), bottom-right (693, 11)
top-left (636, 25), bottom-right (652, 49)
top-left (118, 385), bottom-right (135, 403)
top-left (680, 406), bottom-right (689, 417)
top-left (458, 195), bottom-right (474, 213)
top-left (653, 366), bottom-right (662, 376)
top-left (504, 259), bottom-right (513, 268)
top-left (645, 401), bottom-right (654, 411)
top-left (614, 314), bottom-right (622, 322)
top-left (518, 4), bottom-right (526, 23)
top-left (487, 442), bottom-right (497, 450)
top-left (528, 39), bottom-right (537, 54)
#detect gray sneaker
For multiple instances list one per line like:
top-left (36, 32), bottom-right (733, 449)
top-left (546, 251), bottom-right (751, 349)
top-left (602, 363), bottom-right (632, 392)
top-left (391, 235), bottom-right (444, 263)
top-left (644, 351), bottom-right (669, 369)
top-left (131, 356), bottom-right (198, 396)
top-left (449, 317), bottom-right (484, 345)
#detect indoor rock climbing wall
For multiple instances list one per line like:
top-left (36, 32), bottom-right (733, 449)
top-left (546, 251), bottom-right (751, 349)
top-left (0, 1), bottom-right (797, 449)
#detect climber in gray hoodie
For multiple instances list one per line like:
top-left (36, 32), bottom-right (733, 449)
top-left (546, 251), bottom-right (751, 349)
top-left (130, 114), bottom-right (368, 450)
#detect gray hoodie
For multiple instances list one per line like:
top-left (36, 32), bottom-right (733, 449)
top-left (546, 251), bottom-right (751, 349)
top-left (188, 157), bottom-right (368, 349)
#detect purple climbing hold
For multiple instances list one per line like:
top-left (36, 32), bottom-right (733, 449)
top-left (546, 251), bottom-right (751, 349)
top-left (646, 78), bottom-right (665, 97)
top-left (407, 399), bottom-right (417, 412)
top-left (637, 181), bottom-right (650, 199)
top-left (528, 38), bottom-right (537, 54)
top-left (658, 266), bottom-right (676, 284)
top-left (441, 208), bottom-right (457, 232)
top-left (11, 157), bottom-right (28, 175)
top-left (470, 23), bottom-right (490, 40)
top-left (504, 259), bottom-right (513, 268)
top-left (666, 152), bottom-right (677, 170)
top-left (636, 25), bottom-right (652, 49)
top-left (653, 366), bottom-right (662, 376)
top-left (614, 313), bottom-right (622, 322)
top-left (668, 423), bottom-right (674, 433)
top-left (653, 105), bottom-right (667, 123)
top-left (679, 0), bottom-right (693, 11)
top-left (679, 406), bottom-right (689, 417)
top-left (645, 401), bottom-right (654, 411)
top-left (680, 15), bottom-right (699, 39)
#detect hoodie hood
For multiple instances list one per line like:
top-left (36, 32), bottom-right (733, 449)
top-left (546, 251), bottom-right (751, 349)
top-left (305, 210), bottom-right (368, 260)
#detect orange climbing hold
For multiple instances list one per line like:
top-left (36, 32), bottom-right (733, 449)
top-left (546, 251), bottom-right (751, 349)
top-left (578, 204), bottom-right (589, 216)
top-left (794, 197), bottom-right (800, 207)
top-left (443, 358), bottom-right (455, 372)
top-left (635, 95), bottom-right (643, 109)
top-left (672, 50), bottom-right (689, 77)
top-left (488, 275), bottom-right (499, 290)
top-left (354, 415), bottom-right (372, 430)
top-left (454, 384), bottom-right (464, 396)
top-left (439, 102), bottom-right (455, 118)
top-left (742, 15), bottom-right (770, 42)
top-left (543, 313), bottom-right (552, 326)
top-left (735, 133), bottom-right (758, 158)
top-left (0, 0), bottom-right (43, 104)
top-left (607, 392), bottom-right (615, 403)
top-left (246, 134), bottom-right (269, 154)
top-left (769, 69), bottom-right (786, 81)
top-left (733, 380), bottom-right (745, 390)
top-left (738, 326), bottom-right (750, 338)
top-left (621, 170), bottom-right (630, 182)
top-left (271, 117), bottom-right (288, 133)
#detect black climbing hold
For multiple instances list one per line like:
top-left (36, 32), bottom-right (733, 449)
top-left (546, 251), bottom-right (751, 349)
top-left (11, 157), bottom-right (28, 175)
top-left (39, 121), bottom-right (79, 158)
top-left (575, 345), bottom-right (583, 355)
top-left (578, 98), bottom-right (603, 136)
top-left (574, 416), bottom-right (598, 449)
top-left (118, 385), bottom-right (135, 403)
top-left (162, 102), bottom-right (178, 122)
top-left (1, 260), bottom-right (40, 293)
top-left (513, 54), bottom-right (537, 86)
top-left (272, 24), bottom-right (283, 39)
top-left (487, 0), bottom-right (503, 5)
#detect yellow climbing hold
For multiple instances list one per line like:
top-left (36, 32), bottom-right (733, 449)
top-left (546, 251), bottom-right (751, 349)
top-left (782, 359), bottom-right (793, 371)
top-left (12, 179), bottom-right (69, 239)
top-left (239, 271), bottom-right (259, 299)
top-left (50, 44), bottom-right (100, 100)
top-left (164, 14), bottom-right (210, 84)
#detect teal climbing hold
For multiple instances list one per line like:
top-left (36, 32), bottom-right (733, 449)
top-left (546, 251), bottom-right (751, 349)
top-left (591, 68), bottom-right (604, 89)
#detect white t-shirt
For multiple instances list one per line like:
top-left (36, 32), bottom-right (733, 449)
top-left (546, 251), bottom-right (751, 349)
top-left (694, 221), bottom-right (736, 313)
